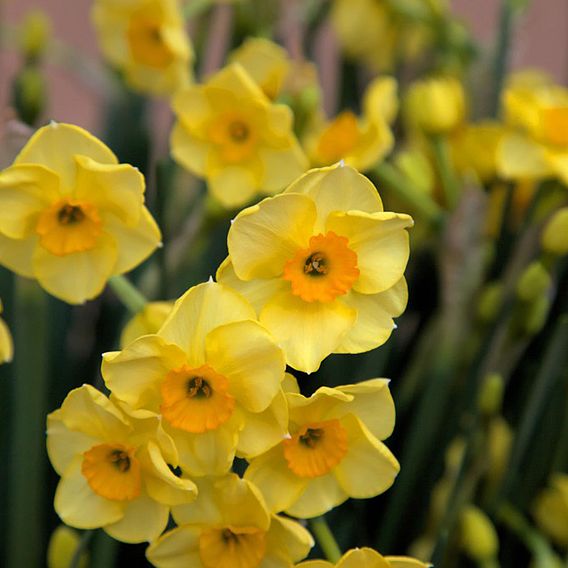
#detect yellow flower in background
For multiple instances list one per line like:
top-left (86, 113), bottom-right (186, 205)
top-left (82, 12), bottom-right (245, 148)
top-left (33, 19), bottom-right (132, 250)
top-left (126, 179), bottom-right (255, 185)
top-left (304, 77), bottom-right (396, 171)
top-left (120, 301), bottom-right (174, 347)
top-left (92, 0), bottom-right (193, 96)
top-left (498, 71), bottom-right (568, 185)
top-left (405, 76), bottom-right (466, 135)
top-left (47, 526), bottom-right (88, 568)
top-left (47, 385), bottom-right (196, 543)
top-left (170, 63), bottom-right (308, 208)
top-left (0, 298), bottom-right (13, 364)
top-left (102, 281), bottom-right (287, 475)
top-left (459, 506), bottom-right (499, 562)
top-left (0, 123), bottom-right (161, 304)
top-left (296, 546), bottom-right (431, 568)
top-left (541, 207), bottom-right (568, 255)
top-left (218, 164), bottom-right (413, 373)
top-left (244, 379), bottom-right (399, 518)
top-left (147, 474), bottom-right (313, 568)
top-left (533, 474), bottom-right (568, 548)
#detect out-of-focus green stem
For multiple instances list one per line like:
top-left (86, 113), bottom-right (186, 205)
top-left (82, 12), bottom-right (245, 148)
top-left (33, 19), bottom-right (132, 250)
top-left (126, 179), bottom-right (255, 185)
top-left (69, 530), bottom-right (94, 568)
top-left (91, 530), bottom-right (119, 568)
top-left (490, 0), bottom-right (514, 117)
top-left (7, 278), bottom-right (50, 568)
top-left (431, 134), bottom-right (459, 210)
top-left (309, 516), bottom-right (342, 563)
top-left (373, 162), bottom-right (444, 226)
top-left (183, 0), bottom-right (212, 18)
top-left (108, 275), bottom-right (148, 315)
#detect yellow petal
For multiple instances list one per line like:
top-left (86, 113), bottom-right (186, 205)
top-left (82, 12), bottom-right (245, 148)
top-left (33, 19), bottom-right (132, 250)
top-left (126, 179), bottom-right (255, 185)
top-left (363, 76), bottom-right (399, 125)
top-left (338, 548), bottom-right (390, 568)
top-left (344, 120), bottom-right (393, 172)
top-left (158, 281), bottom-right (256, 365)
top-left (266, 514), bottom-right (314, 563)
top-left (120, 301), bottom-right (173, 347)
top-left (205, 320), bottom-right (285, 412)
top-left (259, 144), bottom-right (309, 194)
top-left (497, 133), bottom-right (550, 179)
top-left (104, 490), bottom-right (169, 543)
top-left (228, 193), bottom-right (317, 280)
top-left (285, 164), bottom-right (383, 233)
top-left (336, 279), bottom-right (408, 354)
top-left (0, 316), bottom-right (14, 364)
top-left (545, 149), bottom-right (568, 186)
top-left (54, 457), bottom-right (124, 529)
top-left (326, 211), bottom-right (412, 294)
top-left (172, 87), bottom-right (211, 126)
top-left (209, 63), bottom-right (266, 101)
top-left (146, 525), bottom-right (201, 568)
top-left (0, 233), bottom-right (37, 277)
top-left (15, 123), bottom-right (117, 189)
top-left (170, 121), bottom-right (210, 175)
top-left (386, 557), bottom-right (432, 568)
top-left (32, 232), bottom-right (117, 304)
top-left (208, 165), bottom-right (259, 208)
top-left (296, 562), bottom-right (333, 568)
top-left (259, 291), bottom-right (356, 373)
top-left (333, 414), bottom-right (399, 499)
top-left (0, 164), bottom-right (60, 238)
top-left (102, 334), bottom-right (187, 412)
top-left (285, 471), bottom-right (348, 518)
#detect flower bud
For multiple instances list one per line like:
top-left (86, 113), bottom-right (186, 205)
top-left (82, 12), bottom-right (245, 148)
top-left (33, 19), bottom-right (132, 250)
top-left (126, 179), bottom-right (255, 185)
top-left (477, 283), bottom-right (503, 323)
top-left (460, 505), bottom-right (499, 561)
top-left (516, 262), bottom-right (551, 302)
top-left (21, 10), bottom-right (51, 61)
top-left (478, 373), bottom-right (504, 416)
top-left (47, 526), bottom-right (88, 568)
top-left (120, 301), bottom-right (174, 347)
top-left (12, 66), bottom-right (46, 126)
top-left (541, 208), bottom-right (568, 256)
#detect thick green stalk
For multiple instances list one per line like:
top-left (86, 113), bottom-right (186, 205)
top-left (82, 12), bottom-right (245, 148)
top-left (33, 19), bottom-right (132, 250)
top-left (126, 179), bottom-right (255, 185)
top-left (7, 278), bottom-right (50, 568)
top-left (108, 275), bottom-right (148, 315)
top-left (309, 516), bottom-right (342, 563)
top-left (431, 134), bottom-right (459, 210)
top-left (490, 0), bottom-right (514, 117)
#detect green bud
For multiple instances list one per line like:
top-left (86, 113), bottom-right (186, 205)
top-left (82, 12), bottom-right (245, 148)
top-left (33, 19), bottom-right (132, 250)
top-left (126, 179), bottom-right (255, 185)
top-left (478, 373), bottom-right (505, 416)
top-left (460, 505), bottom-right (499, 561)
top-left (21, 10), bottom-right (51, 61)
top-left (522, 295), bottom-right (551, 336)
top-left (541, 208), bottom-right (568, 256)
top-left (477, 283), bottom-right (503, 323)
top-left (12, 66), bottom-right (47, 126)
top-left (516, 262), bottom-right (551, 302)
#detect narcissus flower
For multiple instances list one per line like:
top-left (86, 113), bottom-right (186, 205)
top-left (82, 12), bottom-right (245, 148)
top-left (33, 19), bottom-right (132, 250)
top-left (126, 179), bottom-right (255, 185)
top-left (0, 298), bottom-right (13, 364)
top-left (244, 379), bottom-right (399, 518)
top-left (147, 474), bottom-right (313, 568)
top-left (218, 164), bottom-right (413, 373)
top-left (170, 63), bottom-right (308, 208)
top-left (120, 301), bottom-right (174, 347)
top-left (92, 0), bottom-right (193, 96)
top-left (0, 123), bottom-right (161, 304)
top-left (296, 547), bottom-right (431, 568)
top-left (533, 474), bottom-right (568, 548)
top-left (102, 281), bottom-right (287, 475)
top-left (47, 385), bottom-right (196, 543)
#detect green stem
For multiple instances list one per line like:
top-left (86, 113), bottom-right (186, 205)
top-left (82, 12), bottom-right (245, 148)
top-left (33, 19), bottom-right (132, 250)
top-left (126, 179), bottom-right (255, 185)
top-left (373, 162), bottom-right (444, 226)
top-left (490, 0), bottom-right (514, 117)
top-left (108, 275), bottom-right (148, 315)
top-left (480, 559), bottom-right (500, 568)
top-left (431, 134), bottom-right (459, 210)
top-left (69, 530), bottom-right (94, 568)
top-left (309, 516), bottom-right (342, 563)
top-left (183, 0), bottom-right (212, 18)
top-left (91, 530), bottom-right (119, 568)
top-left (7, 278), bottom-right (50, 568)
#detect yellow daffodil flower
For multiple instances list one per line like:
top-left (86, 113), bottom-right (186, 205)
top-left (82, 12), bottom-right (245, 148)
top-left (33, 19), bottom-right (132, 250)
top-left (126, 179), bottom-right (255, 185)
top-left (47, 384), bottom-right (196, 543)
top-left (170, 63), bottom-right (308, 208)
top-left (304, 77), bottom-right (396, 171)
top-left (147, 474), bottom-right (314, 568)
top-left (0, 298), bottom-right (13, 364)
top-left (498, 71), bottom-right (568, 185)
top-left (296, 546), bottom-right (431, 568)
top-left (244, 379), bottom-right (399, 518)
top-left (0, 123), bottom-right (161, 304)
top-left (92, 0), bottom-right (193, 96)
top-left (218, 164), bottom-right (413, 373)
top-left (120, 301), bottom-right (174, 347)
top-left (533, 474), bottom-right (568, 548)
top-left (102, 281), bottom-right (287, 475)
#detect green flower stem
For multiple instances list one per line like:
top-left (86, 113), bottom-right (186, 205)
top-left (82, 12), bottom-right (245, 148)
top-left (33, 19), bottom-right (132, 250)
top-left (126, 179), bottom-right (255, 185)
top-left (183, 0), bottom-right (212, 18)
top-left (69, 530), bottom-right (94, 568)
top-left (373, 162), bottom-right (444, 226)
top-left (431, 134), bottom-right (460, 210)
top-left (7, 278), bottom-right (50, 568)
top-left (309, 516), bottom-right (342, 563)
top-left (91, 530), bottom-right (119, 568)
top-left (490, 0), bottom-right (514, 117)
top-left (108, 275), bottom-right (148, 315)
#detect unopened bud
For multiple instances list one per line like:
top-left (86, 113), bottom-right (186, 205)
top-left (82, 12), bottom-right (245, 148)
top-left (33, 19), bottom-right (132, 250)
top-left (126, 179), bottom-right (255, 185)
top-left (477, 283), bottom-right (503, 323)
top-left (541, 208), bottom-right (568, 256)
top-left (516, 262), bottom-right (551, 302)
top-left (12, 66), bottom-right (46, 126)
top-left (460, 505), bottom-right (499, 561)
top-left (21, 11), bottom-right (51, 61)
top-left (478, 373), bottom-right (504, 416)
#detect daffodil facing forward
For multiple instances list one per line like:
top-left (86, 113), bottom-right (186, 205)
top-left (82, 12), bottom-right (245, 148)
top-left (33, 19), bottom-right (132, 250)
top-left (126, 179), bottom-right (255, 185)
top-left (102, 281), bottom-right (287, 476)
top-left (296, 547), bottom-right (431, 568)
top-left (218, 164), bottom-right (413, 373)
top-left (147, 474), bottom-right (313, 568)
top-left (92, 0), bottom-right (193, 96)
top-left (244, 379), bottom-right (399, 518)
top-left (170, 63), bottom-right (308, 208)
top-left (47, 385), bottom-right (196, 543)
top-left (0, 123), bottom-right (161, 304)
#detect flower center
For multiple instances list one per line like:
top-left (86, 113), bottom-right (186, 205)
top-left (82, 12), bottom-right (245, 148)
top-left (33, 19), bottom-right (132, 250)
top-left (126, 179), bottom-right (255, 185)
top-left (229, 121), bottom-right (250, 143)
top-left (316, 111), bottom-right (360, 163)
top-left (160, 364), bottom-right (235, 433)
top-left (81, 443), bottom-right (141, 501)
top-left (36, 198), bottom-right (103, 256)
top-left (208, 113), bottom-right (257, 163)
top-left (283, 231), bottom-right (360, 302)
top-left (199, 526), bottom-right (266, 568)
top-left (127, 13), bottom-right (174, 68)
top-left (283, 419), bottom-right (348, 478)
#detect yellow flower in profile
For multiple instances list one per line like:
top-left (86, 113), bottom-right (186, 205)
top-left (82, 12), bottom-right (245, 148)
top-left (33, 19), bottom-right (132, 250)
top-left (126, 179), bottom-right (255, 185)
top-left (147, 474), bottom-right (313, 568)
top-left (92, 0), bottom-right (193, 96)
top-left (47, 385), bottom-right (196, 543)
top-left (102, 281), bottom-right (287, 475)
top-left (244, 379), bottom-right (399, 518)
top-left (296, 547), bottom-right (431, 568)
top-left (120, 301), bottom-right (173, 347)
top-left (218, 164), bottom-right (413, 373)
top-left (533, 474), bottom-right (568, 548)
top-left (0, 123), bottom-right (161, 304)
top-left (170, 63), bottom-right (308, 208)
top-left (0, 299), bottom-right (13, 364)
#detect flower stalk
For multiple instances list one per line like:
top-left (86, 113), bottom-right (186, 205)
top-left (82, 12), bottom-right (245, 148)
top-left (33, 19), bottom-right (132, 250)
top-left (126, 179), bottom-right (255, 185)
top-left (309, 516), bottom-right (342, 563)
top-left (108, 275), bottom-right (148, 315)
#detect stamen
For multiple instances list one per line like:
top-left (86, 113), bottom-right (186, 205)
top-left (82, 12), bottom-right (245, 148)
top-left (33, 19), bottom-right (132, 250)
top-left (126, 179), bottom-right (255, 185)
top-left (229, 121), bottom-right (250, 143)
top-left (57, 204), bottom-right (85, 225)
top-left (187, 376), bottom-right (212, 398)
top-left (303, 252), bottom-right (327, 276)
top-left (109, 449), bottom-right (131, 472)
top-left (299, 428), bottom-right (323, 448)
